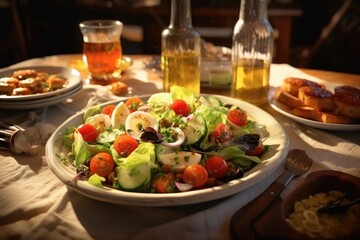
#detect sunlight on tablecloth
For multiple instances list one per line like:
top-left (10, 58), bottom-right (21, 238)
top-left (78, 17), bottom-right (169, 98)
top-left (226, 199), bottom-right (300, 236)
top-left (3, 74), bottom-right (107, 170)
top-left (0, 63), bottom-right (359, 240)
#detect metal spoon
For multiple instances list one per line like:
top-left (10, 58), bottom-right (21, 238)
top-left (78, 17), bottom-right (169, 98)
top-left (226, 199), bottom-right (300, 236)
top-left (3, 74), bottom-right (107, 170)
top-left (317, 193), bottom-right (360, 214)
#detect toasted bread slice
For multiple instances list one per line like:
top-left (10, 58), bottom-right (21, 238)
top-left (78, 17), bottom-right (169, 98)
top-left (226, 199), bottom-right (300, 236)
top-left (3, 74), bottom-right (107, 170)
top-left (281, 77), bottom-right (323, 96)
top-left (275, 89), bottom-right (304, 108)
top-left (312, 110), bottom-right (358, 124)
top-left (291, 107), bottom-right (316, 120)
top-left (290, 106), bottom-right (357, 124)
top-left (334, 85), bottom-right (360, 118)
top-left (298, 86), bottom-right (336, 111)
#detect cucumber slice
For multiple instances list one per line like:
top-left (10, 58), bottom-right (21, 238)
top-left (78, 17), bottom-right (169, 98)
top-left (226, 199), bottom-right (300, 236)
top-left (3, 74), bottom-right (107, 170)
top-left (117, 163), bottom-right (151, 190)
top-left (182, 115), bottom-right (207, 144)
top-left (147, 92), bottom-right (172, 104)
top-left (204, 96), bottom-right (223, 107)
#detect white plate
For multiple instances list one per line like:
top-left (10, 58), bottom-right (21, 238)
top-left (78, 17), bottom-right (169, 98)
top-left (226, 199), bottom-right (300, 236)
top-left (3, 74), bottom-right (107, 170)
top-left (0, 66), bottom-right (82, 101)
top-left (0, 82), bottom-right (83, 110)
top-left (269, 87), bottom-right (360, 131)
top-left (45, 94), bottom-right (289, 207)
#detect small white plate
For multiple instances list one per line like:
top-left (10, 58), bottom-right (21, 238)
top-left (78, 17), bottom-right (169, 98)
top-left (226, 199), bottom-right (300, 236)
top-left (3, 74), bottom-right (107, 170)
top-left (0, 82), bottom-right (83, 110)
top-left (46, 94), bottom-right (289, 207)
top-left (0, 66), bottom-right (82, 101)
top-left (269, 87), bottom-right (360, 131)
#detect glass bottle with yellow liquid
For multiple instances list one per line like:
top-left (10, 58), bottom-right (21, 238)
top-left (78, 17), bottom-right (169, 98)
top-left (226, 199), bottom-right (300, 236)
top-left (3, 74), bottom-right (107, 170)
top-left (161, 0), bottom-right (201, 94)
top-left (231, 0), bottom-right (274, 106)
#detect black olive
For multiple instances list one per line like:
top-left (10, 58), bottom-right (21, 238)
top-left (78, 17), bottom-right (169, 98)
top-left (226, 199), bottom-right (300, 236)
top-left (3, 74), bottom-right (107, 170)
top-left (232, 134), bottom-right (260, 151)
top-left (140, 127), bottom-right (163, 143)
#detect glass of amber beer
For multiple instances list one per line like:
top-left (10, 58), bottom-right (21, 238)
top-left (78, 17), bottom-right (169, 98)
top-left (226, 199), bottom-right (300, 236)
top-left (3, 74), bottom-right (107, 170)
top-left (79, 20), bottom-right (123, 85)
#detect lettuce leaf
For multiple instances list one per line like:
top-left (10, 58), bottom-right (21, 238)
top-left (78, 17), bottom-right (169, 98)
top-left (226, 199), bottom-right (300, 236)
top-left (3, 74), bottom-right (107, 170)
top-left (83, 105), bottom-right (101, 122)
top-left (170, 86), bottom-right (197, 112)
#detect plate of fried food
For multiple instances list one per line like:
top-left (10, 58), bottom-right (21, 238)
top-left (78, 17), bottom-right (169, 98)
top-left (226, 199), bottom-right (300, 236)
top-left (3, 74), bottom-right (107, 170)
top-left (0, 66), bottom-right (82, 109)
top-left (0, 66), bottom-right (82, 100)
top-left (270, 77), bottom-right (360, 131)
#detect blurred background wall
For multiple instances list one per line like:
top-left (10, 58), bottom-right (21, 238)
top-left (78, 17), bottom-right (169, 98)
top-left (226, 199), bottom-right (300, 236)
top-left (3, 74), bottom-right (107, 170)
top-left (1, 0), bottom-right (359, 74)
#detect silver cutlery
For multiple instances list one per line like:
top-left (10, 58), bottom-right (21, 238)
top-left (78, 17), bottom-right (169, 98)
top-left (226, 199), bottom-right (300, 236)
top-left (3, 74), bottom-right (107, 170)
top-left (317, 193), bottom-right (360, 214)
top-left (0, 121), bottom-right (39, 155)
top-left (230, 149), bottom-right (313, 239)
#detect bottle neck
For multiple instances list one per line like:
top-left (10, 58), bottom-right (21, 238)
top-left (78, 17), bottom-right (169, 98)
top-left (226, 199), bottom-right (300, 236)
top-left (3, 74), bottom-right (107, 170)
top-left (239, 0), bottom-right (268, 21)
top-left (170, 0), bottom-right (193, 28)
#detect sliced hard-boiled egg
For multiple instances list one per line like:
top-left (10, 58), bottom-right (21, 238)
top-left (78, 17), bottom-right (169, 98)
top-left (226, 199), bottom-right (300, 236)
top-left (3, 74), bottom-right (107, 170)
top-left (85, 113), bottom-right (111, 133)
top-left (111, 102), bottom-right (130, 128)
top-left (125, 111), bottom-right (158, 140)
top-left (157, 151), bottom-right (201, 172)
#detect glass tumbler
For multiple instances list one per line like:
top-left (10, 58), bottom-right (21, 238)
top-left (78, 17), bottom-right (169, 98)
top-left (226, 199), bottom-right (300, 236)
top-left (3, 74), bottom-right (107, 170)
top-left (79, 20), bottom-right (123, 85)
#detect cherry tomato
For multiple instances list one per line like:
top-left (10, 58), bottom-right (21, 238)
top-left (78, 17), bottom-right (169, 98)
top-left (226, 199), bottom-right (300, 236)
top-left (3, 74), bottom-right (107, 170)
top-left (247, 142), bottom-right (265, 156)
top-left (171, 99), bottom-right (190, 117)
top-left (228, 109), bottom-right (248, 126)
top-left (211, 123), bottom-right (232, 143)
top-left (182, 164), bottom-right (208, 188)
top-left (77, 123), bottom-right (99, 142)
top-left (152, 172), bottom-right (174, 193)
top-left (204, 156), bottom-right (228, 179)
top-left (113, 135), bottom-right (138, 157)
top-left (89, 152), bottom-right (115, 177)
top-left (101, 105), bottom-right (116, 117)
top-left (125, 97), bottom-right (143, 113)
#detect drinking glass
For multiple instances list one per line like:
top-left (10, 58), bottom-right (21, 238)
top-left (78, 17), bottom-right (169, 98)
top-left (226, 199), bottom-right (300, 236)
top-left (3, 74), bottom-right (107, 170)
top-left (79, 20), bottom-right (123, 85)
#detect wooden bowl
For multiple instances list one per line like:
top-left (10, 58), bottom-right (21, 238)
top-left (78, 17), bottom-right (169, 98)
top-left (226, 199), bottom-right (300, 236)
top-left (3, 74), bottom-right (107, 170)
top-left (253, 170), bottom-right (360, 240)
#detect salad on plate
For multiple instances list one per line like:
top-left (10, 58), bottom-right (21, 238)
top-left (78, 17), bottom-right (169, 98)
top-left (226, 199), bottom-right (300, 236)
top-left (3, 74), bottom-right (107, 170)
top-left (57, 86), bottom-right (269, 193)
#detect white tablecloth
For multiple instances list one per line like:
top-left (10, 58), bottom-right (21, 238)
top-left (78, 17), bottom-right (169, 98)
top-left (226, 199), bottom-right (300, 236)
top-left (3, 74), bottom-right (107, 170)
top-left (0, 56), bottom-right (359, 240)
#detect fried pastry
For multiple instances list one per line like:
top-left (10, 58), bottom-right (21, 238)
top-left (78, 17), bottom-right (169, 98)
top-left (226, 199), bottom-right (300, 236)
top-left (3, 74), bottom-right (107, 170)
top-left (12, 87), bottom-right (33, 95)
top-left (0, 69), bottom-right (68, 96)
top-left (47, 75), bottom-right (67, 90)
top-left (12, 69), bottom-right (37, 80)
top-left (18, 77), bottom-right (42, 88)
top-left (109, 81), bottom-right (128, 96)
top-left (0, 77), bottom-right (19, 95)
top-left (0, 77), bottom-right (19, 85)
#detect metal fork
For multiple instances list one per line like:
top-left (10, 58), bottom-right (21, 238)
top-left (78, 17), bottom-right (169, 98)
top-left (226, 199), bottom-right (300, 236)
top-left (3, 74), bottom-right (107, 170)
top-left (230, 149), bottom-right (313, 240)
top-left (277, 149), bottom-right (313, 186)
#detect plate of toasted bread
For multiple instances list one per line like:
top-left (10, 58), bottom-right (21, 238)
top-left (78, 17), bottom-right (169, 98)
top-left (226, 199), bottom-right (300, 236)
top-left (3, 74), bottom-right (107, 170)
top-left (270, 77), bottom-right (360, 131)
